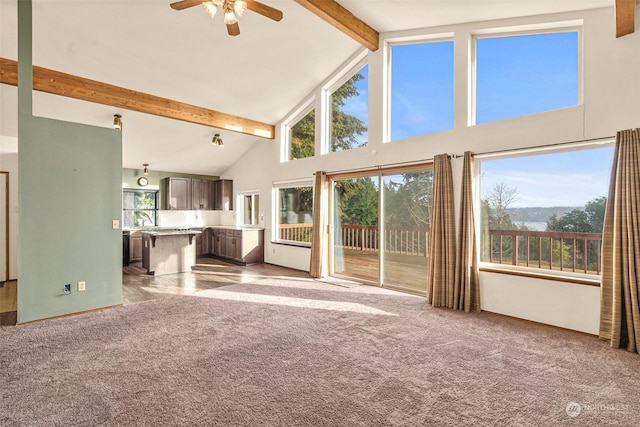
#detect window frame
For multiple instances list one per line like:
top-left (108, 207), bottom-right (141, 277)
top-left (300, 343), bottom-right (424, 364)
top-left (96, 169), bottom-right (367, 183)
top-left (122, 189), bottom-right (159, 228)
top-left (384, 33), bottom-right (455, 143)
top-left (469, 22), bottom-right (584, 127)
top-left (282, 97), bottom-right (316, 162)
top-left (272, 179), bottom-right (314, 247)
top-left (238, 190), bottom-right (260, 226)
top-left (475, 141), bottom-right (613, 284)
top-left (323, 53), bottom-right (369, 154)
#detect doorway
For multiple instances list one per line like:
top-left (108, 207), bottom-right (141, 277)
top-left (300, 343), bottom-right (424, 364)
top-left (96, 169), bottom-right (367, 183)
top-left (330, 166), bottom-right (433, 295)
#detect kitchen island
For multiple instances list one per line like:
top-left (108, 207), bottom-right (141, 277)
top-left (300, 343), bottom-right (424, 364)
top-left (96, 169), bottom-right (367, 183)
top-left (141, 229), bottom-right (201, 276)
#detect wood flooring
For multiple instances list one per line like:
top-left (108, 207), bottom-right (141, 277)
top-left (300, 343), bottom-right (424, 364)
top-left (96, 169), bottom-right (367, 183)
top-left (123, 257), bottom-right (311, 304)
top-left (1, 259), bottom-right (311, 325)
top-left (0, 280), bottom-right (17, 326)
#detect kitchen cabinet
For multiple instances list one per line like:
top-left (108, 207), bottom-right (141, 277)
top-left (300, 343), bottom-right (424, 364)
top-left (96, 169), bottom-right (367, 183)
top-left (129, 230), bottom-right (143, 262)
top-left (161, 177), bottom-right (191, 210)
top-left (211, 228), bottom-right (226, 257)
top-left (195, 228), bottom-right (210, 257)
top-left (191, 179), bottom-right (213, 210)
top-left (210, 227), bottom-right (263, 264)
top-left (225, 230), bottom-right (242, 262)
top-left (213, 179), bottom-right (233, 211)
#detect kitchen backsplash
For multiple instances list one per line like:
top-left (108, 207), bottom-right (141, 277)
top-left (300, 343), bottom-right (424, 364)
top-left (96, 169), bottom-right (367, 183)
top-left (157, 210), bottom-right (236, 228)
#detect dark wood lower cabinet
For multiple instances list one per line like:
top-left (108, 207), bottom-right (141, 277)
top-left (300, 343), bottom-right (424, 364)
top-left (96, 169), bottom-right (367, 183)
top-left (208, 227), bottom-right (263, 264)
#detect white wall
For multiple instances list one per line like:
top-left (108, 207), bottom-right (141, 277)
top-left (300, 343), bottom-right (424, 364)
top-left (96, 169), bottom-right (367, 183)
top-left (222, 7), bottom-right (640, 333)
top-left (0, 148), bottom-right (18, 280)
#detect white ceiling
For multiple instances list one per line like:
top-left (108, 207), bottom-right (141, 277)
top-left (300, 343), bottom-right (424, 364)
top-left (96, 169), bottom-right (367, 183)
top-left (0, 0), bottom-right (613, 175)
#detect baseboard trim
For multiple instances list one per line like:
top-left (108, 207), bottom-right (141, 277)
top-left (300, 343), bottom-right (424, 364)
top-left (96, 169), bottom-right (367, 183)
top-left (481, 309), bottom-right (598, 337)
top-left (16, 304), bottom-right (123, 326)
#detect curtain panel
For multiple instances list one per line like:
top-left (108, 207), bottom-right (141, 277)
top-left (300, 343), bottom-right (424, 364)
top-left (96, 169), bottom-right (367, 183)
top-left (454, 151), bottom-right (481, 312)
top-left (600, 128), bottom-right (640, 353)
top-left (309, 171), bottom-right (329, 278)
top-left (426, 154), bottom-right (457, 308)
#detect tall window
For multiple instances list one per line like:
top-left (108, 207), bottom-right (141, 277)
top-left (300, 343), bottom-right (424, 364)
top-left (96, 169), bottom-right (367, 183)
top-left (332, 167), bottom-right (433, 295)
top-left (274, 181), bottom-right (313, 245)
top-left (329, 64), bottom-right (368, 152)
top-left (479, 146), bottom-right (613, 277)
top-left (123, 190), bottom-right (158, 228)
top-left (389, 39), bottom-right (454, 141)
top-left (474, 30), bottom-right (579, 125)
top-left (241, 192), bottom-right (260, 226)
top-left (288, 105), bottom-right (315, 161)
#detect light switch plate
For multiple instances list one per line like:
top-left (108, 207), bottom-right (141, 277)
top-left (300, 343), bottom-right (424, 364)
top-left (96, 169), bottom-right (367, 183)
top-left (112, 220), bottom-right (119, 229)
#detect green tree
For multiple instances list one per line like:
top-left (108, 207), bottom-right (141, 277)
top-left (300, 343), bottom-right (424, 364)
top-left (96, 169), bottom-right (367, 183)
top-left (289, 109), bottom-right (315, 160)
top-left (546, 196), bottom-right (606, 233)
top-left (289, 73), bottom-right (367, 158)
top-left (384, 172), bottom-right (433, 227)
top-left (331, 73), bottom-right (367, 152)
top-left (335, 178), bottom-right (378, 226)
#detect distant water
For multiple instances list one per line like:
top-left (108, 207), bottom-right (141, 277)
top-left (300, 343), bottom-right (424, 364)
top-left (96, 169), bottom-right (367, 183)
top-left (520, 221), bottom-right (547, 231)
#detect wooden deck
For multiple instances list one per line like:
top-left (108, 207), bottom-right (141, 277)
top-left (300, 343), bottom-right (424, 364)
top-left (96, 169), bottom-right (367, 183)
top-left (336, 249), bottom-right (428, 295)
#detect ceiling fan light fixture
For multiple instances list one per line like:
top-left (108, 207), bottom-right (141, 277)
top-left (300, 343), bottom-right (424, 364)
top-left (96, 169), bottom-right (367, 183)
top-left (234, 0), bottom-right (247, 17)
top-left (202, 1), bottom-right (217, 18)
top-left (212, 0), bottom-right (225, 6)
top-left (223, 7), bottom-right (238, 25)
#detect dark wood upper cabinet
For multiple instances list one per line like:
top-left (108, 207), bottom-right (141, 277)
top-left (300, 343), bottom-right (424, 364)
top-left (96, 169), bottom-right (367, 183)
top-left (161, 177), bottom-right (191, 210)
top-left (191, 179), bottom-right (212, 210)
top-left (161, 177), bottom-right (232, 211)
top-left (213, 179), bottom-right (233, 211)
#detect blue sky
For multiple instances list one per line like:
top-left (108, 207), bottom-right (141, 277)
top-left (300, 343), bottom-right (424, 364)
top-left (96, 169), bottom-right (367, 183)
top-left (338, 31), bottom-right (611, 208)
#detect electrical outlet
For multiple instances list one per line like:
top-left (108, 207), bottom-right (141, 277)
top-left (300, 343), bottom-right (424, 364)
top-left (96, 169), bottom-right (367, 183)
top-left (77, 281), bottom-right (86, 292)
top-left (112, 220), bottom-right (120, 229)
top-left (64, 283), bottom-right (71, 295)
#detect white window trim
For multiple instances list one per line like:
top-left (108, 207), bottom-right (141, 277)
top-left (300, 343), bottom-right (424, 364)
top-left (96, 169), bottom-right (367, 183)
top-left (237, 190), bottom-right (260, 226)
top-left (474, 139), bottom-right (614, 281)
top-left (272, 179), bottom-right (314, 246)
top-left (281, 97), bottom-right (315, 163)
top-left (384, 32), bottom-right (455, 143)
top-left (469, 21), bottom-right (584, 127)
top-left (322, 50), bottom-right (369, 155)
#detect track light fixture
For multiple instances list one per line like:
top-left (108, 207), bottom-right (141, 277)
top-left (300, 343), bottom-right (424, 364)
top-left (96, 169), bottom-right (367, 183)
top-left (143, 164), bottom-right (149, 175)
top-left (211, 134), bottom-right (224, 147)
top-left (113, 114), bottom-right (122, 130)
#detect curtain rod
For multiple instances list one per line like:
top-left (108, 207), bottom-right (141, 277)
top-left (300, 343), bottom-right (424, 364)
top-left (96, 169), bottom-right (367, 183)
top-left (319, 135), bottom-right (615, 176)
top-left (321, 157), bottom-right (442, 176)
top-left (469, 135), bottom-right (615, 159)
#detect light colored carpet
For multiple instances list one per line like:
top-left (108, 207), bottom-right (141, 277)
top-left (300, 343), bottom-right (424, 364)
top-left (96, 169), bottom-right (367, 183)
top-left (1, 278), bottom-right (638, 426)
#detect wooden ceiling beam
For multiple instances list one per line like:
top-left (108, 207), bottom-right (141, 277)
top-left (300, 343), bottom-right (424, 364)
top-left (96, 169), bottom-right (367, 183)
top-left (294, 0), bottom-right (379, 51)
top-left (615, 0), bottom-right (636, 37)
top-left (0, 57), bottom-right (275, 139)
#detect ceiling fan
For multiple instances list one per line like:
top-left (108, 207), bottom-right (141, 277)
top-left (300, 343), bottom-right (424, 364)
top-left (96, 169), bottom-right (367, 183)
top-left (170, 0), bottom-right (283, 36)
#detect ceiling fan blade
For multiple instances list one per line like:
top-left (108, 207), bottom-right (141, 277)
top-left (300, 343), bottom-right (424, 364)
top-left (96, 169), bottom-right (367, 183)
top-left (170, 0), bottom-right (204, 11)
top-left (246, 0), bottom-right (283, 22)
top-left (227, 22), bottom-right (240, 36)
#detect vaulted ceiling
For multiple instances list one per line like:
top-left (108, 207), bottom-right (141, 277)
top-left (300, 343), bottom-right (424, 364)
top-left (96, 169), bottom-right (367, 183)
top-left (0, 0), bottom-right (623, 175)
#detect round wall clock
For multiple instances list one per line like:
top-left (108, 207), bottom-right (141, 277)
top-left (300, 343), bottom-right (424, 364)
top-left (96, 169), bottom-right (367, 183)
top-left (137, 177), bottom-right (149, 187)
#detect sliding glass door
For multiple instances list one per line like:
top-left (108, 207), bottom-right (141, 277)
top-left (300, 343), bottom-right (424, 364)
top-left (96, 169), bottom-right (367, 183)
top-left (330, 168), bottom-right (432, 294)
top-left (332, 176), bottom-right (379, 282)
top-left (382, 172), bottom-right (432, 294)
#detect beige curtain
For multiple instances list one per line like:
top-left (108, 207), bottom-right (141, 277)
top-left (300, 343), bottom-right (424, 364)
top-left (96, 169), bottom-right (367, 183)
top-left (309, 171), bottom-right (329, 278)
top-left (454, 151), bottom-right (481, 312)
top-left (600, 128), bottom-right (640, 353)
top-left (426, 154), bottom-right (457, 308)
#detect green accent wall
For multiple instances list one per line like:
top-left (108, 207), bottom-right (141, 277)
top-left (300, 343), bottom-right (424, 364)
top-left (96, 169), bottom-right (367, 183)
top-left (17, 1), bottom-right (123, 323)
